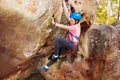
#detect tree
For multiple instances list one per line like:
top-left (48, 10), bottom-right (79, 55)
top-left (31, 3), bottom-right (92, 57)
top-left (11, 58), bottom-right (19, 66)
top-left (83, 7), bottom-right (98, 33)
top-left (118, 0), bottom-right (120, 20)
top-left (96, 0), bottom-right (119, 24)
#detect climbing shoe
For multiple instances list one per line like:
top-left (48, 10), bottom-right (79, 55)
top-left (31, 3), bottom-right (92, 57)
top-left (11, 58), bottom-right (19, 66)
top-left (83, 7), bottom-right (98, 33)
top-left (51, 55), bottom-right (58, 61)
top-left (39, 65), bottom-right (49, 71)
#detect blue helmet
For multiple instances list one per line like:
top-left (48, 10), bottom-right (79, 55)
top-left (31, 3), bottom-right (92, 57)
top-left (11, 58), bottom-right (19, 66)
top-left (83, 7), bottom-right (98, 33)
top-left (70, 12), bottom-right (81, 21)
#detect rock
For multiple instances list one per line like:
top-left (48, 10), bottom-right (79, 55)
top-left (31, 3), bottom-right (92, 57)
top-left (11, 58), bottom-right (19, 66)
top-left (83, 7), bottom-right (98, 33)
top-left (38, 24), bottom-right (119, 80)
top-left (112, 21), bottom-right (120, 49)
top-left (0, 0), bottom-right (97, 79)
top-left (1, 0), bottom-right (119, 80)
top-left (80, 24), bottom-right (119, 80)
top-left (0, 0), bottom-right (63, 79)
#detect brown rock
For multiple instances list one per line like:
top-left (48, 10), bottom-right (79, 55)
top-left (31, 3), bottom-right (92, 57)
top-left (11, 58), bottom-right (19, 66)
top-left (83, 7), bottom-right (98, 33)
top-left (112, 21), bottom-right (120, 49)
top-left (80, 24), bottom-right (119, 80)
top-left (0, 0), bottom-right (119, 80)
top-left (0, 0), bottom-right (62, 79)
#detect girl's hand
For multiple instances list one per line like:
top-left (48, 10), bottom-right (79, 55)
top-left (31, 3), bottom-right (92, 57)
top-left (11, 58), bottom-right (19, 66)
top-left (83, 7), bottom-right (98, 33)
top-left (52, 18), bottom-right (56, 25)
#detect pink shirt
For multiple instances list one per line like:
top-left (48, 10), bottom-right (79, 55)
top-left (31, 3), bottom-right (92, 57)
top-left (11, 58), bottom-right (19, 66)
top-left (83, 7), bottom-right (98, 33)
top-left (67, 24), bottom-right (80, 45)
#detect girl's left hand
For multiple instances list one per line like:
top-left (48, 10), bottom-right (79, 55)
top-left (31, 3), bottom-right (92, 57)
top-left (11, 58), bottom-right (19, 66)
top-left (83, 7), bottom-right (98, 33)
top-left (52, 18), bottom-right (56, 25)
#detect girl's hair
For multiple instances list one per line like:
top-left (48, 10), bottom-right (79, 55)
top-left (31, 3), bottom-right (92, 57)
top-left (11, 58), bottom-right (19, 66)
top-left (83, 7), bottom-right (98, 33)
top-left (75, 19), bottom-right (79, 24)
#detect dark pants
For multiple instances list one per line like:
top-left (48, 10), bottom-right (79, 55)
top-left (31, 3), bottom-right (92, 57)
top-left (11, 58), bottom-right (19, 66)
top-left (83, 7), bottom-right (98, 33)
top-left (47, 37), bottom-right (74, 67)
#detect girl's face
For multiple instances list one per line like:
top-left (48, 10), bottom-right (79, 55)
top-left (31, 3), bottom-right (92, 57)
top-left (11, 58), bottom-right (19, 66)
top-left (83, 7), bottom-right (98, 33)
top-left (70, 18), bottom-right (76, 25)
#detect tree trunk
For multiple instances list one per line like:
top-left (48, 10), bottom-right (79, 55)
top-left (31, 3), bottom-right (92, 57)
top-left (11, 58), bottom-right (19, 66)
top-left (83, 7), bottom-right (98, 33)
top-left (118, 0), bottom-right (120, 20)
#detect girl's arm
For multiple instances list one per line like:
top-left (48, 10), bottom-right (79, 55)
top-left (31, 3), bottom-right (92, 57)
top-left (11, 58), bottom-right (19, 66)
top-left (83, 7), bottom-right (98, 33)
top-left (52, 18), bottom-right (72, 30)
top-left (55, 22), bottom-right (72, 30)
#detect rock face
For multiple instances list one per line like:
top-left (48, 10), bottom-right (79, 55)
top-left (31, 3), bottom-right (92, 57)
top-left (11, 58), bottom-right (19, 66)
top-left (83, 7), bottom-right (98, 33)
top-left (0, 0), bottom-right (63, 79)
top-left (38, 24), bottom-right (119, 80)
top-left (80, 24), bottom-right (119, 80)
top-left (0, 0), bottom-right (119, 80)
top-left (112, 21), bottom-right (120, 49)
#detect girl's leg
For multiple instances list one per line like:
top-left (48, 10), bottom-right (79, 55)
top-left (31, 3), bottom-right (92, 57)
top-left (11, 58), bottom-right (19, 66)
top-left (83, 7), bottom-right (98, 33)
top-left (59, 47), bottom-right (68, 55)
top-left (54, 37), bottom-right (69, 56)
top-left (46, 47), bottom-right (68, 67)
top-left (40, 37), bottom-right (72, 70)
top-left (46, 37), bottom-right (70, 66)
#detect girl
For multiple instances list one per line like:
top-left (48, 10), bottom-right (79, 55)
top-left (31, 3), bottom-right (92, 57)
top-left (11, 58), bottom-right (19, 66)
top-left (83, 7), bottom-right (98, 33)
top-left (39, 0), bottom-right (82, 71)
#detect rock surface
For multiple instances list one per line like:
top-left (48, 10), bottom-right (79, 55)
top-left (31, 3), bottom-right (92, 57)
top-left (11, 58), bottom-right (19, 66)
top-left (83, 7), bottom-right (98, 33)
top-left (112, 21), bottom-right (120, 49)
top-left (38, 24), bottom-right (119, 80)
top-left (0, 0), bottom-right (63, 79)
top-left (0, 0), bottom-right (119, 80)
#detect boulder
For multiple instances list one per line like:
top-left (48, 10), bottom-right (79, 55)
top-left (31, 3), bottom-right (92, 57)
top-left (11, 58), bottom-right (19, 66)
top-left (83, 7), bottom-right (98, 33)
top-left (0, 0), bottom-right (63, 79)
top-left (112, 21), bottom-right (120, 49)
top-left (80, 24), bottom-right (119, 80)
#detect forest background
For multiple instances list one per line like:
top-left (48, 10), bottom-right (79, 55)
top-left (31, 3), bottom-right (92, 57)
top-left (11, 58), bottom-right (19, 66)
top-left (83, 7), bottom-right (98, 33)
top-left (96, 0), bottom-right (120, 24)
